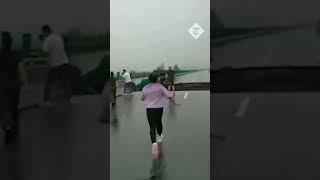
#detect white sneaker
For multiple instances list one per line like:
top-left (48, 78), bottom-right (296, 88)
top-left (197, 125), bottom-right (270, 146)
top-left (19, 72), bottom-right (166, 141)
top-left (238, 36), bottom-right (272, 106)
top-left (157, 134), bottom-right (164, 143)
top-left (152, 143), bottom-right (159, 158)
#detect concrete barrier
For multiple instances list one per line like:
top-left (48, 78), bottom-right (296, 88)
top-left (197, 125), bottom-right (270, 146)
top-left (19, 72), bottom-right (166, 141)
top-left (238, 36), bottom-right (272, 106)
top-left (18, 57), bottom-right (48, 109)
top-left (117, 80), bottom-right (125, 88)
top-left (116, 80), bottom-right (125, 96)
top-left (19, 57), bottom-right (48, 86)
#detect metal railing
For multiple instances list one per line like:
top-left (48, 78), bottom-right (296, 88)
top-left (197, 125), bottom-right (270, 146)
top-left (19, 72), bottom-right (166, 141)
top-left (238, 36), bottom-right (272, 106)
top-left (18, 57), bottom-right (49, 109)
top-left (19, 57), bottom-right (49, 86)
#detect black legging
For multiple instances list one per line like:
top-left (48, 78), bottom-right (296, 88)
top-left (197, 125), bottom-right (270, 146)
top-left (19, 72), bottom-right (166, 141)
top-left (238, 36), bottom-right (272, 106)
top-left (146, 108), bottom-right (163, 143)
top-left (0, 87), bottom-right (20, 132)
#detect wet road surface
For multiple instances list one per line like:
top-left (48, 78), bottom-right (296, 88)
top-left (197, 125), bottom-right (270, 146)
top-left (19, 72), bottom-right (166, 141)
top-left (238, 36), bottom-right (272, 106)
top-left (111, 91), bottom-right (210, 180)
top-left (213, 93), bottom-right (320, 179)
top-left (0, 95), bottom-right (109, 180)
top-left (212, 26), bottom-right (320, 179)
top-left (1, 91), bottom-right (209, 180)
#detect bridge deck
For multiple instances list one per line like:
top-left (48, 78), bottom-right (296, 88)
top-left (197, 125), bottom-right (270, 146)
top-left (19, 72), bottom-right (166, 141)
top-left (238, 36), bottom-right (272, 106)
top-left (111, 92), bottom-right (210, 180)
top-left (0, 91), bottom-right (210, 180)
top-left (0, 95), bottom-right (109, 180)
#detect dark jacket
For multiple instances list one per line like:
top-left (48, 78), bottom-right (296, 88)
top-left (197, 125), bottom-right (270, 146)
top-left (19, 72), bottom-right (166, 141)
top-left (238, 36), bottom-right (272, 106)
top-left (0, 50), bottom-right (21, 92)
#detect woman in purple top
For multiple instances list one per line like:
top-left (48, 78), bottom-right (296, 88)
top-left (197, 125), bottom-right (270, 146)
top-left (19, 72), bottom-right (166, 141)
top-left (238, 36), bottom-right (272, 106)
top-left (141, 73), bottom-right (181, 158)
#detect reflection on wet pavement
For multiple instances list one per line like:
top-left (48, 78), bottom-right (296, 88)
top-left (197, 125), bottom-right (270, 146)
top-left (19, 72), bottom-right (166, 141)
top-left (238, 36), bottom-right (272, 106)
top-left (0, 91), bottom-right (209, 180)
top-left (0, 95), bottom-right (109, 180)
top-left (111, 92), bottom-right (210, 180)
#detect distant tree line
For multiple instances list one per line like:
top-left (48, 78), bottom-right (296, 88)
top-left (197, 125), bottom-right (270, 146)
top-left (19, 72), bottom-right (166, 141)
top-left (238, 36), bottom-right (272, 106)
top-left (156, 63), bottom-right (180, 71)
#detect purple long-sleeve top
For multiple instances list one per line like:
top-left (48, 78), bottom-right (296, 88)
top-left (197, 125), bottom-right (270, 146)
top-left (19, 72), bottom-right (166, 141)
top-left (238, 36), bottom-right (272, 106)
top-left (141, 83), bottom-right (173, 108)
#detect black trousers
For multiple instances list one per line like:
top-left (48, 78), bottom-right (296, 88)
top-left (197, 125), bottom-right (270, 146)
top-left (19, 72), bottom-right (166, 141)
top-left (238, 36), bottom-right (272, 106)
top-left (44, 64), bottom-right (72, 101)
top-left (111, 88), bottom-right (116, 105)
top-left (0, 87), bottom-right (20, 132)
top-left (124, 82), bottom-right (133, 94)
top-left (146, 108), bottom-right (163, 143)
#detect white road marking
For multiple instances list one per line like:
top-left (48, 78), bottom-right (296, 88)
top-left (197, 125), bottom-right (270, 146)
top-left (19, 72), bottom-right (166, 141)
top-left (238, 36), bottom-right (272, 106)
top-left (184, 92), bottom-right (189, 99)
top-left (234, 96), bottom-right (251, 118)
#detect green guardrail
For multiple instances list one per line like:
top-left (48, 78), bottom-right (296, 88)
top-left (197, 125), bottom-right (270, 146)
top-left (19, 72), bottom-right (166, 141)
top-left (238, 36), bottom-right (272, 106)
top-left (135, 79), bottom-right (150, 91)
top-left (82, 55), bottom-right (109, 93)
top-left (134, 70), bottom-right (198, 91)
top-left (80, 55), bottom-right (195, 93)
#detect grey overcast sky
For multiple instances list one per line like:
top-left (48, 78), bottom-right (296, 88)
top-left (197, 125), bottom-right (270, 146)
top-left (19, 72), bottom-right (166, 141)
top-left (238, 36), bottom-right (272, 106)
top-left (111, 0), bottom-right (210, 72)
top-left (0, 0), bottom-right (108, 34)
top-left (213, 0), bottom-right (320, 27)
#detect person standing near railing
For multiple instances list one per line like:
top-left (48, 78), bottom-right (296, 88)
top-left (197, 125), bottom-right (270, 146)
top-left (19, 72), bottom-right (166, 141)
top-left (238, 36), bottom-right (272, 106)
top-left (159, 72), bottom-right (168, 89)
top-left (122, 69), bottom-right (133, 95)
top-left (40, 25), bottom-right (72, 105)
top-left (167, 66), bottom-right (175, 95)
top-left (110, 71), bottom-right (117, 106)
